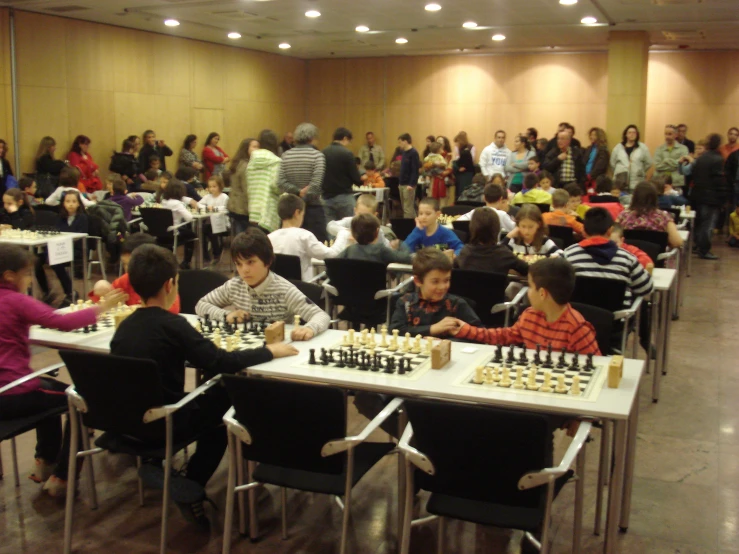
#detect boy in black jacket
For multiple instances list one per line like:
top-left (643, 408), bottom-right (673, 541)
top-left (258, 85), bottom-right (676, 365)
top-left (110, 244), bottom-right (297, 528)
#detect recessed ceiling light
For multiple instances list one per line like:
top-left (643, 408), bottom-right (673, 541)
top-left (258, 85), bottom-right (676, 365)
top-left (463, 21), bottom-right (478, 29)
top-left (305, 10), bottom-right (321, 18)
top-left (355, 25), bottom-right (369, 33)
top-left (581, 16), bottom-right (597, 24)
top-left (559, 0), bottom-right (577, 4)
top-left (396, 37), bottom-right (408, 44)
top-left (425, 3), bottom-right (442, 11)
top-left (492, 34), bottom-right (506, 41)
top-left (228, 32), bottom-right (241, 39)
top-left (164, 19), bottom-right (180, 27)
top-left (278, 42), bottom-right (291, 49)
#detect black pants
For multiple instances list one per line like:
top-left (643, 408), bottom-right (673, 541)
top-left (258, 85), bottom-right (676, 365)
top-left (0, 378), bottom-right (78, 479)
top-left (302, 204), bottom-right (328, 243)
top-left (35, 256), bottom-right (73, 296)
top-left (202, 222), bottom-right (224, 260)
top-left (176, 226), bottom-right (196, 265)
top-left (695, 203), bottom-right (720, 255)
top-left (229, 213), bottom-right (250, 236)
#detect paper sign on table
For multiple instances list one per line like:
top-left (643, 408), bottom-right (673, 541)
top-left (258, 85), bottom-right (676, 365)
top-left (211, 213), bottom-right (228, 234)
top-left (48, 237), bottom-right (74, 265)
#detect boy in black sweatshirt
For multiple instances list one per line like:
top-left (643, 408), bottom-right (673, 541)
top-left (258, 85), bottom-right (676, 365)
top-left (110, 244), bottom-right (297, 529)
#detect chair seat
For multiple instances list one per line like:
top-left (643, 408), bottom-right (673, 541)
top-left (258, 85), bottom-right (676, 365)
top-left (94, 430), bottom-right (201, 459)
top-left (252, 442), bottom-right (394, 496)
top-left (0, 406), bottom-right (67, 441)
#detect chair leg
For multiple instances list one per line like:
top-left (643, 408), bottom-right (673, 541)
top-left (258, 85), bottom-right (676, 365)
top-left (247, 460), bottom-right (259, 541)
top-left (280, 487), bottom-right (288, 540)
top-left (573, 438), bottom-right (586, 554)
top-left (136, 457), bottom-right (145, 507)
top-left (98, 242), bottom-right (107, 281)
top-left (80, 423), bottom-right (98, 509)
top-left (235, 440), bottom-right (246, 536)
top-left (436, 517), bottom-right (445, 554)
top-left (400, 458), bottom-right (414, 554)
top-left (339, 448), bottom-right (355, 554)
top-left (539, 480), bottom-right (555, 554)
top-left (11, 436), bottom-right (20, 487)
top-left (159, 415), bottom-right (174, 554)
top-left (595, 421), bottom-right (611, 535)
top-left (222, 431), bottom-right (237, 554)
top-left (63, 407), bottom-right (81, 554)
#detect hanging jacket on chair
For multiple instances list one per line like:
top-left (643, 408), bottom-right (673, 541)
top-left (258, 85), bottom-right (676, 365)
top-left (86, 201), bottom-right (127, 250)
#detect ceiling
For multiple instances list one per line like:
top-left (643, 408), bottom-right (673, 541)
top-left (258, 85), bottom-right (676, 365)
top-left (2, 0), bottom-right (738, 58)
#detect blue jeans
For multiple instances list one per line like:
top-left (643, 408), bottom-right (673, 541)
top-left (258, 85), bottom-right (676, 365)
top-left (696, 203), bottom-right (720, 255)
top-left (323, 193), bottom-right (356, 223)
top-left (229, 213), bottom-right (250, 236)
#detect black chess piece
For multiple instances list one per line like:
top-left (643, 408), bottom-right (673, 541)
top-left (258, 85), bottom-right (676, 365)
top-left (83, 326), bottom-right (90, 334)
top-left (371, 354), bottom-right (380, 372)
top-left (494, 344), bottom-right (503, 363)
top-left (308, 349), bottom-right (316, 365)
top-left (347, 346), bottom-right (355, 368)
top-left (506, 346), bottom-right (515, 364)
top-left (534, 344), bottom-right (542, 365)
top-left (585, 353), bottom-right (595, 371)
top-left (557, 347), bottom-right (568, 368)
top-left (386, 356), bottom-right (396, 372)
top-left (91, 323), bottom-right (98, 332)
top-left (320, 348), bottom-right (328, 366)
top-left (570, 352), bottom-right (580, 370)
top-left (336, 351), bottom-right (345, 368)
top-left (398, 358), bottom-right (406, 375)
top-left (518, 343), bottom-right (528, 364)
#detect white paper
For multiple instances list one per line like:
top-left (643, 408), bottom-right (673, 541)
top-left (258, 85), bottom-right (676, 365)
top-left (461, 347), bottom-right (478, 354)
top-left (48, 237), bottom-right (74, 266)
top-left (211, 213), bottom-right (228, 234)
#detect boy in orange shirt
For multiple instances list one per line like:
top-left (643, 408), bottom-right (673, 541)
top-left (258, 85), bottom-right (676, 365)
top-left (361, 161), bottom-right (386, 188)
top-left (610, 223), bottom-right (655, 272)
top-left (542, 189), bottom-right (585, 238)
top-left (90, 233), bottom-right (181, 313)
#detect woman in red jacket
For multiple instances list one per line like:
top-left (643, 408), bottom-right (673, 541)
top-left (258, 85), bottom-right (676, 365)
top-left (202, 132), bottom-right (229, 180)
top-left (67, 135), bottom-right (102, 193)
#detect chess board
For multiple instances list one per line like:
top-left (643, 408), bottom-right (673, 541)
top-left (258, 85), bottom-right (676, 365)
top-left (453, 346), bottom-right (608, 402)
top-left (32, 308), bottom-right (124, 338)
top-left (515, 253), bottom-right (547, 264)
top-left (191, 316), bottom-right (274, 351)
top-left (0, 227), bottom-right (64, 243)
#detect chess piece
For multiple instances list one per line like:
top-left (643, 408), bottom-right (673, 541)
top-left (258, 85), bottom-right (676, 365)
top-left (348, 329), bottom-right (355, 344)
top-left (226, 336), bottom-right (234, 352)
top-left (557, 348), bottom-right (568, 368)
top-left (402, 332), bottom-right (411, 352)
top-left (585, 353), bottom-right (595, 372)
top-left (380, 326), bottom-right (388, 347)
top-left (213, 335), bottom-right (222, 349)
top-left (360, 328), bottom-right (369, 345)
top-left (513, 367), bottom-right (525, 389)
top-left (534, 344), bottom-right (542, 366)
top-left (411, 335), bottom-right (421, 354)
top-left (506, 346), bottom-right (515, 364)
top-left (570, 375), bottom-right (581, 396)
top-left (385, 356), bottom-right (396, 373)
top-left (545, 344), bottom-right (553, 367)
top-left (342, 333), bottom-right (351, 346)
top-left (320, 348), bottom-right (329, 366)
top-left (494, 344), bottom-right (503, 364)
top-left (540, 371), bottom-right (553, 393)
top-left (294, 315), bottom-right (301, 328)
top-left (526, 368), bottom-right (539, 391)
top-left (570, 352), bottom-right (580, 370)
top-left (491, 366), bottom-right (501, 382)
top-left (398, 358), bottom-right (406, 375)
top-left (425, 337), bottom-right (433, 355)
top-left (500, 367), bottom-right (512, 387)
top-left (555, 375), bottom-right (567, 394)
top-left (484, 368), bottom-right (495, 385)
top-left (473, 366), bottom-right (484, 384)
top-left (518, 344), bottom-right (528, 364)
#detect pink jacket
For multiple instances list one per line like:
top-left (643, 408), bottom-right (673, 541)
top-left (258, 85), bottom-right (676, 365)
top-left (0, 283), bottom-right (97, 395)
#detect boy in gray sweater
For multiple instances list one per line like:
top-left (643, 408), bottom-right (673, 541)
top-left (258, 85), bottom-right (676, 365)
top-left (338, 213), bottom-right (412, 265)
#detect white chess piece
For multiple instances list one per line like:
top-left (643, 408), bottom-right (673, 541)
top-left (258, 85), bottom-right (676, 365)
top-left (380, 326), bottom-right (388, 347)
top-left (513, 366), bottom-right (525, 389)
top-left (411, 334), bottom-right (421, 354)
top-left (360, 328), bottom-right (369, 345)
top-left (540, 371), bottom-right (553, 393)
top-left (492, 366), bottom-right (501, 382)
top-left (526, 368), bottom-right (540, 391)
top-left (473, 366), bottom-right (484, 384)
top-left (500, 367), bottom-right (511, 387)
top-left (555, 375), bottom-right (568, 394)
top-left (294, 315), bottom-right (301, 328)
top-left (425, 337), bottom-right (434, 355)
top-left (570, 375), bottom-right (581, 396)
top-left (484, 368), bottom-right (496, 385)
top-left (342, 333), bottom-right (351, 346)
top-left (348, 329), bottom-right (355, 344)
top-left (226, 336), bottom-right (234, 352)
top-left (402, 332), bottom-right (411, 352)
top-left (388, 329), bottom-right (399, 352)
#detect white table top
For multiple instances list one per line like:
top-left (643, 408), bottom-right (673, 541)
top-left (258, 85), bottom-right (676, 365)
top-left (679, 208), bottom-right (696, 220)
top-left (651, 268), bottom-right (676, 291)
top-left (0, 231), bottom-right (88, 247)
top-left (678, 229), bottom-right (689, 241)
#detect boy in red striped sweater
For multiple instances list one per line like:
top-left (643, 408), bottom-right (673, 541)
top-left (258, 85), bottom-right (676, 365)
top-left (450, 257), bottom-right (600, 355)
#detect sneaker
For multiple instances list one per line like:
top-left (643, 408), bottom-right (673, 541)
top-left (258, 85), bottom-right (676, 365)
top-left (29, 458), bottom-right (56, 483)
top-left (699, 252), bottom-right (719, 260)
top-left (175, 498), bottom-right (213, 531)
top-left (42, 475), bottom-right (68, 498)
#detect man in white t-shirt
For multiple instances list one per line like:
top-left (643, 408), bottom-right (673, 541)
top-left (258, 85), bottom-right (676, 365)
top-left (479, 130), bottom-right (511, 179)
top-left (456, 182), bottom-right (515, 232)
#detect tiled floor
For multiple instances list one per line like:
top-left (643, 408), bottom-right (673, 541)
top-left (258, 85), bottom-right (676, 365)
top-left (1, 244), bottom-right (737, 553)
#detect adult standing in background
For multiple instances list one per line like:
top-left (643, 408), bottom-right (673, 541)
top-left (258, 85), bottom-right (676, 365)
top-left (179, 135), bottom-right (204, 173)
top-left (278, 123), bottom-right (328, 241)
top-left (0, 139), bottom-right (14, 195)
top-left (505, 134), bottom-right (534, 193)
top-left (109, 138), bottom-right (140, 190)
top-left (422, 135), bottom-right (436, 159)
top-left (654, 124), bottom-right (689, 190)
top-left (479, 130), bottom-right (511, 179)
top-left (226, 137), bottom-right (259, 235)
top-left (34, 136), bottom-right (66, 197)
top-left (676, 124), bottom-right (695, 154)
top-left (610, 124), bottom-right (653, 190)
top-left (322, 127), bottom-right (362, 222)
top-left (545, 122), bottom-right (581, 154)
top-left (526, 127), bottom-right (538, 146)
top-left (202, 132), bottom-right (229, 180)
top-left (582, 127), bottom-right (610, 190)
top-left (692, 133), bottom-right (730, 260)
top-left (139, 130), bottom-right (173, 172)
top-left (453, 131), bottom-right (475, 199)
top-left (278, 131), bottom-right (295, 157)
top-left (719, 127), bottom-right (739, 160)
top-left (398, 133), bottom-right (421, 218)
top-left (67, 135), bottom-right (102, 193)
top-left (358, 131), bottom-right (385, 171)
top-left (543, 131), bottom-right (585, 189)
top-left (434, 136), bottom-right (455, 203)
top-left (725, 146), bottom-right (739, 207)
top-left (247, 130), bottom-right (282, 233)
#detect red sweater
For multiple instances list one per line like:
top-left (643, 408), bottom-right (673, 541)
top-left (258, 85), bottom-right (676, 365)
top-left (202, 145), bottom-right (228, 180)
top-left (456, 305), bottom-right (600, 355)
top-left (89, 273), bottom-right (181, 314)
top-left (620, 243), bottom-right (652, 268)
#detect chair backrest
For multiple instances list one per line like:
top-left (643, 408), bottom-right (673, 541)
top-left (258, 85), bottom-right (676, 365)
top-left (571, 276), bottom-right (627, 313)
top-left (667, 208), bottom-right (682, 223)
top-left (390, 218), bottom-right (416, 241)
top-left (570, 302), bottom-right (613, 355)
top-left (139, 208), bottom-right (175, 238)
top-left (441, 205), bottom-right (470, 217)
top-left (524, 202), bottom-right (550, 213)
top-left (86, 210), bottom-right (105, 239)
top-left (589, 195), bottom-right (619, 204)
top-left (325, 258), bottom-right (389, 313)
top-left (622, 229), bottom-right (668, 255)
top-left (549, 236), bottom-right (565, 251)
top-left (449, 269), bottom-right (509, 326)
top-left (546, 225), bottom-right (575, 247)
top-left (288, 278), bottom-right (325, 307)
top-left (273, 253), bottom-right (303, 281)
top-left (178, 269), bottom-right (229, 314)
top-left (455, 200), bottom-right (484, 208)
top-left (452, 229), bottom-right (468, 244)
top-left (222, 374), bottom-right (347, 474)
top-left (452, 220), bottom-right (470, 235)
top-left (623, 239), bottom-right (659, 265)
top-left (32, 209), bottom-right (59, 229)
top-left (59, 350), bottom-right (167, 443)
top-left (406, 398), bottom-right (553, 508)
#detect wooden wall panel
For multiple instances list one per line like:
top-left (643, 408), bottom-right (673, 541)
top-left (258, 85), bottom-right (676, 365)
top-left (15, 11), bottom-right (67, 89)
top-left (67, 90), bottom-right (116, 170)
top-left (18, 86), bottom-right (69, 172)
top-left (0, 8), bottom-right (10, 86)
top-left (65, 19), bottom-right (117, 93)
top-left (307, 59), bottom-right (346, 106)
top-left (113, 92), bottom-right (190, 152)
top-left (192, 108), bottom-right (225, 152)
top-left (191, 42), bottom-right (225, 110)
top-left (0, 9), bottom-right (13, 162)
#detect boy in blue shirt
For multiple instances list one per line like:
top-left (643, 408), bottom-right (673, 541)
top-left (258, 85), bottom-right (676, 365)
top-left (404, 197), bottom-right (464, 257)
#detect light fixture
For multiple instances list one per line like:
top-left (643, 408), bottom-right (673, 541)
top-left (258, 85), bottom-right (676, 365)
top-left (581, 16), bottom-right (597, 24)
top-left (164, 19), bottom-right (180, 27)
top-left (305, 10), bottom-right (321, 18)
top-left (425, 3), bottom-right (442, 11)
top-left (228, 32), bottom-right (241, 39)
top-left (463, 21), bottom-right (478, 29)
top-left (559, 0), bottom-right (577, 4)
top-left (279, 42), bottom-right (291, 49)
top-left (492, 34), bottom-right (506, 41)
top-left (355, 25), bottom-right (369, 33)
top-left (396, 37), bottom-right (408, 44)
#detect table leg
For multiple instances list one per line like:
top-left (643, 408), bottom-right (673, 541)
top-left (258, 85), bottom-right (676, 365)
top-left (686, 221), bottom-right (693, 277)
top-left (620, 391), bottom-right (640, 531)
top-left (663, 283), bottom-right (674, 375)
top-left (673, 249), bottom-right (682, 319)
top-left (197, 219), bottom-right (204, 269)
top-left (652, 290), bottom-right (664, 403)
top-left (397, 407), bottom-right (408, 548)
top-left (603, 420), bottom-right (627, 554)
top-left (81, 237), bottom-right (88, 299)
top-left (29, 246), bottom-right (39, 297)
top-left (383, 188), bottom-right (389, 225)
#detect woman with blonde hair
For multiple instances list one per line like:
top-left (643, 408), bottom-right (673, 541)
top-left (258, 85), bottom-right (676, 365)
top-left (582, 127), bottom-right (610, 191)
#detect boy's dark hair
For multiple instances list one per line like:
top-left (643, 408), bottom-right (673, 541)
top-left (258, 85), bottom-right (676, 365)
top-left (59, 190), bottom-right (86, 218)
top-left (333, 127), bottom-right (353, 142)
top-left (351, 213), bottom-right (380, 245)
top-left (483, 182), bottom-right (505, 203)
top-left (595, 175), bottom-right (614, 194)
top-left (148, 155), bottom-right (161, 165)
top-left (412, 247), bottom-right (452, 281)
top-left (160, 171), bottom-right (172, 180)
top-left (538, 170), bottom-right (554, 183)
top-left (231, 227), bottom-right (275, 267)
top-left (523, 172), bottom-right (539, 190)
top-left (0, 243), bottom-right (32, 276)
top-left (128, 244), bottom-right (179, 301)
top-left (564, 182), bottom-right (584, 198)
top-left (536, 138), bottom-right (548, 149)
top-left (471, 173), bottom-right (486, 187)
top-left (469, 207), bottom-right (500, 246)
top-left (398, 133), bottom-right (412, 143)
top-left (419, 197), bottom-right (440, 211)
top-left (121, 232), bottom-right (156, 256)
top-left (529, 155), bottom-right (540, 164)
top-left (613, 172), bottom-right (629, 191)
top-left (706, 133), bottom-right (721, 151)
top-left (58, 166), bottom-right (80, 189)
top-left (663, 174), bottom-right (673, 186)
top-left (528, 257), bottom-right (576, 305)
top-left (429, 142), bottom-right (441, 154)
top-left (364, 160), bottom-right (376, 171)
top-left (175, 167), bottom-right (198, 182)
top-left (18, 177), bottom-right (35, 192)
top-left (354, 157), bottom-right (361, 165)
top-left (277, 193), bottom-right (305, 221)
top-left (551, 189), bottom-right (569, 208)
top-left (163, 179), bottom-right (185, 200)
top-left (583, 207), bottom-right (614, 237)
top-left (111, 178), bottom-right (127, 196)
top-left (144, 169), bottom-right (159, 182)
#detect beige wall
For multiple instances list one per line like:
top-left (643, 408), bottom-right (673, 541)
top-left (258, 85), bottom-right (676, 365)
top-left (0, 9), bottom-right (13, 162)
top-left (12, 10), bottom-right (306, 176)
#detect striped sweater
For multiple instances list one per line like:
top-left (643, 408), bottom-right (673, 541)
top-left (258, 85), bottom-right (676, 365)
top-left (563, 237), bottom-right (653, 307)
top-left (195, 271), bottom-right (330, 335)
top-left (277, 145), bottom-right (326, 206)
top-left (247, 149), bottom-right (282, 232)
top-left (503, 236), bottom-right (562, 256)
top-left (456, 305), bottom-right (600, 355)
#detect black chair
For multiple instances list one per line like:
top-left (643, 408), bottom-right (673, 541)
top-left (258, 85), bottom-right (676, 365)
top-left (390, 218), bottom-right (416, 241)
top-left (588, 195), bottom-right (619, 204)
top-left (452, 220), bottom-right (470, 236)
top-left (273, 253), bottom-right (303, 281)
top-left (448, 269), bottom-right (527, 327)
top-left (624, 239), bottom-right (659, 265)
top-left (59, 350), bottom-right (221, 554)
top-left (452, 228), bottom-right (468, 244)
top-left (398, 399), bottom-right (591, 554)
top-left (549, 236), bottom-right (565, 251)
top-left (622, 229), bottom-right (675, 268)
top-left (288, 278), bottom-right (325, 308)
top-left (440, 205), bottom-right (470, 217)
top-left (139, 207), bottom-right (198, 258)
top-left (85, 213), bottom-right (108, 281)
top-left (455, 200), bottom-right (484, 208)
top-left (571, 302), bottom-right (614, 355)
top-left (667, 207), bottom-right (682, 223)
top-left (523, 202), bottom-right (551, 213)
top-left (178, 269), bottom-right (229, 314)
top-left (33, 209), bottom-right (59, 227)
top-left (0, 362), bottom-right (66, 486)
top-left (546, 225), bottom-right (575, 247)
top-left (220, 375), bottom-right (398, 553)
top-left (323, 258), bottom-right (413, 328)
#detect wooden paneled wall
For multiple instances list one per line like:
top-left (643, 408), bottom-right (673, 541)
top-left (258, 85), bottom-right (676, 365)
top-left (0, 9), bottom-right (13, 162)
top-left (12, 11), bottom-right (306, 176)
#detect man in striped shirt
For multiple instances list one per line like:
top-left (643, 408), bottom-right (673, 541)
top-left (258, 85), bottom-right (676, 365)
top-left (451, 257), bottom-right (600, 355)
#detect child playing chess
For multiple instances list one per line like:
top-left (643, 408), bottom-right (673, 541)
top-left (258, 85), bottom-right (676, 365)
top-left (512, 173), bottom-right (552, 206)
top-left (326, 193), bottom-right (397, 247)
top-left (655, 175), bottom-right (688, 210)
top-left (110, 243), bottom-right (296, 527)
top-left (160, 179), bottom-right (198, 269)
top-left (503, 204), bottom-right (562, 257)
top-left (196, 227), bottom-right (330, 341)
top-left (361, 161), bottom-right (386, 189)
top-left (90, 233), bottom-right (181, 313)
top-left (108, 177), bottom-right (144, 221)
top-left (542, 189), bottom-right (585, 238)
top-left (338, 213), bottom-right (412, 264)
top-left (527, 155), bottom-right (541, 177)
top-left (404, 197), bottom-right (464, 257)
top-left (564, 183), bottom-right (589, 219)
top-left (44, 167), bottom-right (95, 208)
top-left (610, 223), bottom-right (654, 271)
top-left (18, 177), bottom-right (42, 207)
top-left (389, 248), bottom-right (480, 338)
top-left (268, 194), bottom-right (344, 281)
top-left (1, 188), bottom-right (35, 230)
top-left (198, 175), bottom-right (229, 265)
top-left (0, 243), bottom-right (127, 497)
top-left (450, 257), bottom-right (600, 355)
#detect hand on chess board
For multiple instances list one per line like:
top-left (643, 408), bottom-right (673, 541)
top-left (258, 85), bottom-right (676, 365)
top-left (266, 342), bottom-right (299, 358)
top-left (431, 317), bottom-right (462, 336)
top-left (226, 309), bottom-right (249, 324)
top-left (291, 327), bottom-right (315, 341)
top-left (445, 318), bottom-right (466, 336)
top-left (95, 289), bottom-right (130, 314)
